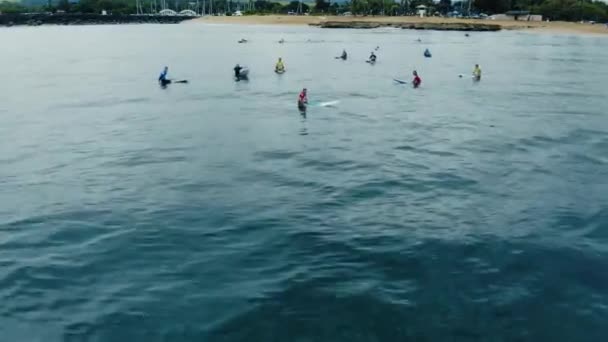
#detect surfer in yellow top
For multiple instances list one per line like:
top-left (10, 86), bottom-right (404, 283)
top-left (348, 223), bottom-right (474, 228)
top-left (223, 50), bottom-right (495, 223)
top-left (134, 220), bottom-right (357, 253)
top-left (473, 64), bottom-right (481, 81)
top-left (275, 58), bottom-right (285, 74)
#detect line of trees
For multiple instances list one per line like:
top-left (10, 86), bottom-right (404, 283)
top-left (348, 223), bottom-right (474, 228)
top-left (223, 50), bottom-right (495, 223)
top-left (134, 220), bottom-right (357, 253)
top-left (0, 0), bottom-right (309, 15)
top-left (473, 0), bottom-right (608, 21)
top-left (1, 1), bottom-right (28, 13)
top-left (0, 0), bottom-right (137, 14)
top-left (2, 0), bottom-right (607, 22)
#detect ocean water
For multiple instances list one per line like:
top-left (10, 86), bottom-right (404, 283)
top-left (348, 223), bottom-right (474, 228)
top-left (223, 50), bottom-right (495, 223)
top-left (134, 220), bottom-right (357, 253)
top-left (1, 23), bottom-right (608, 341)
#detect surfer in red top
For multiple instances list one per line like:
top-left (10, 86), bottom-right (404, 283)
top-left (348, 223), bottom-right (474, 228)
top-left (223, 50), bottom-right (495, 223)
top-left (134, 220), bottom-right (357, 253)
top-left (412, 71), bottom-right (421, 88)
top-left (298, 88), bottom-right (308, 108)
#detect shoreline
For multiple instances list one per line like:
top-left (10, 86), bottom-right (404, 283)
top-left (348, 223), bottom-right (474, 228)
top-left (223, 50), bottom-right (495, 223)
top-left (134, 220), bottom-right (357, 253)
top-left (0, 14), bottom-right (193, 27)
top-left (192, 15), bottom-right (608, 36)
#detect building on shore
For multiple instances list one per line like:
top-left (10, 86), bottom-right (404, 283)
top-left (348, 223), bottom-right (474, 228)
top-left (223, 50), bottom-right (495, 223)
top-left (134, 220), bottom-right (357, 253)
top-left (416, 5), bottom-right (427, 18)
top-left (492, 11), bottom-right (543, 22)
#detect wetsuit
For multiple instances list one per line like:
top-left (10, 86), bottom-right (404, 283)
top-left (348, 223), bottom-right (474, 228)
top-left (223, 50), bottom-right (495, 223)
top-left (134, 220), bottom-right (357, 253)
top-left (234, 66), bottom-right (242, 78)
top-left (159, 69), bottom-right (170, 86)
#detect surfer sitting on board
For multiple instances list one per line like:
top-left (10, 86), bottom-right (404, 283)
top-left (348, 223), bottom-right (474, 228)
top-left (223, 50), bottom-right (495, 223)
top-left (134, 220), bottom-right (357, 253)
top-left (369, 52), bottom-right (377, 63)
top-left (298, 88), bottom-right (308, 108)
top-left (275, 58), bottom-right (285, 73)
top-left (234, 64), bottom-right (243, 78)
top-left (158, 66), bottom-right (170, 86)
top-left (339, 50), bottom-right (347, 60)
top-left (412, 70), bottom-right (421, 88)
top-left (473, 64), bottom-right (482, 81)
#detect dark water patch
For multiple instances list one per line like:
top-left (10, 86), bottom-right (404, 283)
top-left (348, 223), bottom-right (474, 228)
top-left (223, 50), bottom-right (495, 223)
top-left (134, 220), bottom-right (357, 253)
top-left (253, 149), bottom-right (299, 161)
top-left (395, 144), bottom-right (459, 157)
top-left (423, 172), bottom-right (479, 192)
top-left (569, 152), bottom-right (607, 166)
top-left (296, 156), bottom-right (376, 173)
top-left (551, 207), bottom-right (608, 243)
top-left (395, 144), bottom-right (417, 152)
top-left (332, 179), bottom-right (405, 204)
top-left (346, 92), bottom-right (379, 99)
top-left (99, 149), bottom-right (189, 168)
top-left (235, 168), bottom-right (322, 189)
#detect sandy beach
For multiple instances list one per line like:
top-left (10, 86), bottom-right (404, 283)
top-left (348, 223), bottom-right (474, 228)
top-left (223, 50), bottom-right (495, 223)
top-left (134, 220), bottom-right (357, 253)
top-left (191, 15), bottom-right (608, 35)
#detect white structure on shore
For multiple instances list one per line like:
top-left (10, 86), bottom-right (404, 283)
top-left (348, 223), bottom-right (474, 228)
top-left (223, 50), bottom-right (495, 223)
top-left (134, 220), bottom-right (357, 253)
top-left (492, 11), bottom-right (543, 22)
top-left (159, 9), bottom-right (177, 16)
top-left (416, 5), bottom-right (427, 18)
top-left (135, 0), bottom-right (202, 15)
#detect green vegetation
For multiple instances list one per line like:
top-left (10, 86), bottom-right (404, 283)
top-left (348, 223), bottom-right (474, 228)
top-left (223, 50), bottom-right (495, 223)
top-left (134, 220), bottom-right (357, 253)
top-left (65, 0), bottom-right (136, 14)
top-left (0, 1), bottom-right (28, 13)
top-left (1, 0), bottom-right (607, 22)
top-left (473, 0), bottom-right (608, 21)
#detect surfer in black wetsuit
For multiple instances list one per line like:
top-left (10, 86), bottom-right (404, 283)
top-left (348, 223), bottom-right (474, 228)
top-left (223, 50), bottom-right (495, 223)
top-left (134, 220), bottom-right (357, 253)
top-left (234, 64), bottom-right (243, 78)
top-left (369, 52), bottom-right (377, 63)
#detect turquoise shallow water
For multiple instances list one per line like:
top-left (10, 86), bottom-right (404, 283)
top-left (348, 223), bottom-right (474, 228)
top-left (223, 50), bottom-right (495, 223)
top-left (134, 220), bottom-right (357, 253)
top-left (1, 23), bottom-right (608, 341)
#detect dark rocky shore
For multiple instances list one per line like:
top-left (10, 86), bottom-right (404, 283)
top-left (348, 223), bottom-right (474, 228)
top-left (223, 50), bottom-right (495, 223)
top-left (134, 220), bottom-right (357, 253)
top-left (0, 14), bottom-right (194, 27)
top-left (314, 21), bottom-right (502, 31)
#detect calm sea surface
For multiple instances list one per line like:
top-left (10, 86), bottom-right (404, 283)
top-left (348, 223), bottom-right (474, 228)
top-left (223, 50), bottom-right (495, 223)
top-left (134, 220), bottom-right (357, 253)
top-left (1, 23), bottom-right (608, 341)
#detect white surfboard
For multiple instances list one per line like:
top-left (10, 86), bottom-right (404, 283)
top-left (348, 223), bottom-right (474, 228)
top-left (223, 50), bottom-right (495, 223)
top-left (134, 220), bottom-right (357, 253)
top-left (317, 100), bottom-right (340, 107)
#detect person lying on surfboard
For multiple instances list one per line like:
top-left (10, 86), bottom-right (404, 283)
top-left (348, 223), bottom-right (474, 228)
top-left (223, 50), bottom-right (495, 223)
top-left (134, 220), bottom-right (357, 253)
top-left (298, 88), bottom-right (308, 108)
top-left (412, 70), bottom-right (421, 88)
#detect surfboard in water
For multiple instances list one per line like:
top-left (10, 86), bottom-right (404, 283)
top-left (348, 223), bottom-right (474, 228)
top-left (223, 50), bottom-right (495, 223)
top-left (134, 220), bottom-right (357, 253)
top-left (308, 100), bottom-right (339, 107)
top-left (393, 79), bottom-right (407, 84)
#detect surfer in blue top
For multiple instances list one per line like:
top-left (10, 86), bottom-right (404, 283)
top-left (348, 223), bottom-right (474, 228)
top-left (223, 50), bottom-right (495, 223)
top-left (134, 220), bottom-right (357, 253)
top-left (158, 66), bottom-right (170, 86)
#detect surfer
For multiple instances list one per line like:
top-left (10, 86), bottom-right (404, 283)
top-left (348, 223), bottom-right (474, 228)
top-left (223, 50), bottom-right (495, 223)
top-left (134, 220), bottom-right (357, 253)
top-left (158, 66), bottom-right (170, 86)
top-left (424, 49), bottom-right (432, 58)
top-left (338, 49), bottom-right (347, 60)
top-left (473, 64), bottom-right (481, 81)
top-left (275, 58), bottom-right (285, 73)
top-left (157, 66), bottom-right (187, 85)
top-left (412, 70), bottom-right (421, 88)
top-left (298, 88), bottom-right (308, 109)
top-left (368, 52), bottom-right (377, 63)
top-left (234, 64), bottom-right (243, 78)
